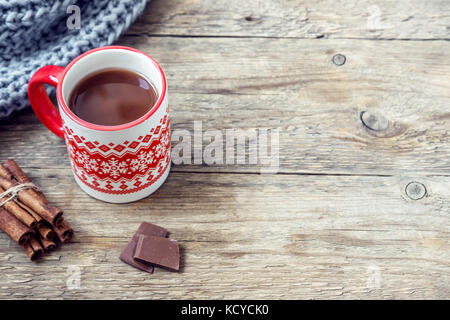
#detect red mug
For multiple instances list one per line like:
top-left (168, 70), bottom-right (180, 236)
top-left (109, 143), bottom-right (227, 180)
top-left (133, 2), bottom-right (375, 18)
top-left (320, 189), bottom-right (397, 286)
top-left (28, 46), bottom-right (171, 203)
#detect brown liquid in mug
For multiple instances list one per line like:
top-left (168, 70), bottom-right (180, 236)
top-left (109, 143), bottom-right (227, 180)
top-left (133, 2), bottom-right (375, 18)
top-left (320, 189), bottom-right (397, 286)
top-left (68, 69), bottom-right (158, 126)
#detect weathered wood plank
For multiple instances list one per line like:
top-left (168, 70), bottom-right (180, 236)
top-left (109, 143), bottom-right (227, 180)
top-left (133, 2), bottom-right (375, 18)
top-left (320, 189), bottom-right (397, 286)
top-left (128, 0), bottom-right (450, 40)
top-left (0, 170), bottom-right (449, 299)
top-left (1, 37), bottom-right (449, 175)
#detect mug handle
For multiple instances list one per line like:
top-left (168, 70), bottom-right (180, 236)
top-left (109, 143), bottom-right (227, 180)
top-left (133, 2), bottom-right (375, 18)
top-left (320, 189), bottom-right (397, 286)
top-left (28, 65), bottom-right (65, 139)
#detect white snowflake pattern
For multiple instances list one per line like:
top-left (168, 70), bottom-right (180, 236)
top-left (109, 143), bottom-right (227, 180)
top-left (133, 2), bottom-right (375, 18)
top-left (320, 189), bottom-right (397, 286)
top-left (84, 159), bottom-right (99, 173)
top-left (153, 144), bottom-right (165, 158)
top-left (76, 151), bottom-right (90, 165)
top-left (71, 150), bottom-right (98, 173)
top-left (100, 158), bottom-right (128, 178)
top-left (161, 131), bottom-right (170, 146)
top-left (130, 150), bottom-right (154, 172)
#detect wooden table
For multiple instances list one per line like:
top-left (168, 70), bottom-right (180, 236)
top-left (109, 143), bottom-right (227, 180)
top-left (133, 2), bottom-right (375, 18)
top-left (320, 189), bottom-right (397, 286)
top-left (1, 0), bottom-right (449, 299)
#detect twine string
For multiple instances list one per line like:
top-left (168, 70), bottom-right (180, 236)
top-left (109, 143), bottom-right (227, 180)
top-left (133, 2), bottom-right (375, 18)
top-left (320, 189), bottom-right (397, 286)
top-left (0, 183), bottom-right (38, 207)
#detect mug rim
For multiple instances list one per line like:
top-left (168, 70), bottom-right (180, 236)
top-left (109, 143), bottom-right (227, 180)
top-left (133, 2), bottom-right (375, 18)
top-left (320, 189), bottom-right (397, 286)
top-left (56, 46), bottom-right (167, 132)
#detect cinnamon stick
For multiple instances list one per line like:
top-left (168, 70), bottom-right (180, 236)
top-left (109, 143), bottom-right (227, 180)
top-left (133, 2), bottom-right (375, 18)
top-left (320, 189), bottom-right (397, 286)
top-left (0, 163), bottom-right (14, 181)
top-left (0, 162), bottom-right (63, 225)
top-left (0, 186), bottom-right (37, 228)
top-left (21, 241), bottom-right (43, 261)
top-left (0, 160), bottom-right (73, 260)
top-left (3, 160), bottom-right (46, 201)
top-left (3, 160), bottom-right (31, 183)
top-left (0, 175), bottom-right (63, 226)
top-left (0, 162), bottom-right (45, 225)
top-left (16, 201), bottom-right (44, 225)
top-left (29, 236), bottom-right (43, 253)
top-left (0, 207), bottom-right (34, 245)
top-left (54, 219), bottom-right (73, 243)
top-left (37, 223), bottom-right (55, 241)
top-left (38, 234), bottom-right (56, 253)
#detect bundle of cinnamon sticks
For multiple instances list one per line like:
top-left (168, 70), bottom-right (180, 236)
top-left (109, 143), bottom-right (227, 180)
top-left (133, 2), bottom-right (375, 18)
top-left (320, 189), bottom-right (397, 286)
top-left (0, 160), bottom-right (73, 261)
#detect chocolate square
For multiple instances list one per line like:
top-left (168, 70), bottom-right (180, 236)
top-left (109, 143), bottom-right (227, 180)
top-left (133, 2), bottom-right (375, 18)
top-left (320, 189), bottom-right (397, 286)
top-left (134, 235), bottom-right (180, 272)
top-left (119, 222), bottom-right (168, 273)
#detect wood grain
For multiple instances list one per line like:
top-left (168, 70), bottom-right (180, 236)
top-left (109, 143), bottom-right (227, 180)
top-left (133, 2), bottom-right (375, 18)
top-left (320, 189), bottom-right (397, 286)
top-left (128, 0), bottom-right (450, 40)
top-left (1, 170), bottom-right (449, 299)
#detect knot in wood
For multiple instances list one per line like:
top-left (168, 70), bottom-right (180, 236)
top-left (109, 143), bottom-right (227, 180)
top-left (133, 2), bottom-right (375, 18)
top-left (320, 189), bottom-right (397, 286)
top-left (405, 182), bottom-right (427, 200)
top-left (244, 15), bottom-right (260, 22)
top-left (360, 111), bottom-right (389, 132)
top-left (332, 54), bottom-right (346, 66)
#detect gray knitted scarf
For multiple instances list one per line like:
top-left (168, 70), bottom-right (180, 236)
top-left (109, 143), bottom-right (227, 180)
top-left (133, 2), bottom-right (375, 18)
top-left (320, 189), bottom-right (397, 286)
top-left (0, 0), bottom-right (148, 118)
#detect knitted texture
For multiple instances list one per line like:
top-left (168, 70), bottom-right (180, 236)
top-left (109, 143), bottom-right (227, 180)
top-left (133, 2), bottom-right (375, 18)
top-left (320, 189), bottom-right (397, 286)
top-left (0, 0), bottom-right (148, 118)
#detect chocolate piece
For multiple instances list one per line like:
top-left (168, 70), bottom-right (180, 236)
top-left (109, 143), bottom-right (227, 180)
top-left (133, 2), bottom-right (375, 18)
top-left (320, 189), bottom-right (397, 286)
top-left (119, 222), bottom-right (168, 273)
top-left (134, 235), bottom-right (180, 272)
top-left (136, 222), bottom-right (168, 238)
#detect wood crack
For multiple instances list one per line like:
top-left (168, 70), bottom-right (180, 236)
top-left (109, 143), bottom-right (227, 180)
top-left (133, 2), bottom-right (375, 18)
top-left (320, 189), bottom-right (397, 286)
top-left (124, 33), bottom-right (450, 42)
